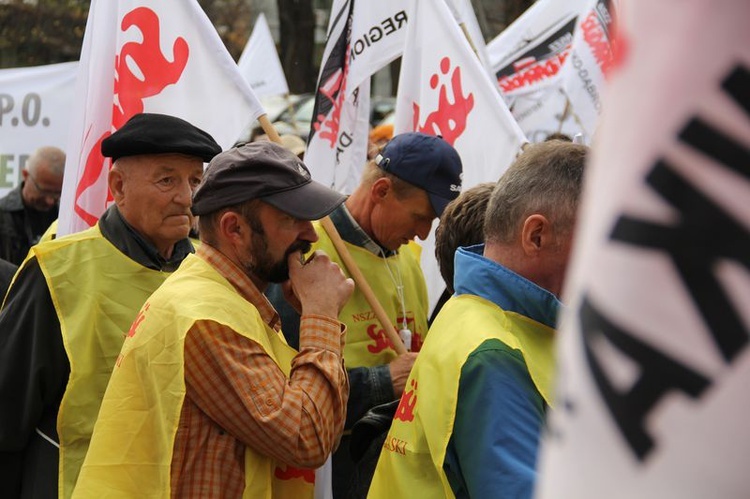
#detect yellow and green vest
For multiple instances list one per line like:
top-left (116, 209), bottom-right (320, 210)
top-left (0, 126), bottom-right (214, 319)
top-left (73, 253), bottom-right (314, 498)
top-left (368, 294), bottom-right (556, 498)
top-left (26, 225), bottom-right (172, 499)
top-left (313, 221), bottom-right (429, 368)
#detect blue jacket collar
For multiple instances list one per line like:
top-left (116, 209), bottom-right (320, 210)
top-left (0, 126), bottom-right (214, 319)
top-left (453, 245), bottom-right (561, 329)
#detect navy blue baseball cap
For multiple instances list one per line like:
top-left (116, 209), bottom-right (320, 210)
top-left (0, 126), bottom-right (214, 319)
top-left (374, 132), bottom-right (462, 217)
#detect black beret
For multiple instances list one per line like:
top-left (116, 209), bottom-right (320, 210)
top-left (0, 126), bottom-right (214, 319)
top-left (101, 113), bottom-right (221, 162)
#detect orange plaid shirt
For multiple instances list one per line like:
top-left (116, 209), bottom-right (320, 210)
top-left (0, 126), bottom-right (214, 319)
top-left (170, 244), bottom-right (349, 498)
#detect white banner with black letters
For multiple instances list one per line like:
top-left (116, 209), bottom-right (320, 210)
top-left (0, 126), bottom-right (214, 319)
top-left (0, 62), bottom-right (78, 198)
top-left (536, 1), bottom-right (750, 497)
top-left (487, 0), bottom-right (588, 142)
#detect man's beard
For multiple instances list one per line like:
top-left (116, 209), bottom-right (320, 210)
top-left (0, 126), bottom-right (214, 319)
top-left (246, 229), bottom-right (312, 284)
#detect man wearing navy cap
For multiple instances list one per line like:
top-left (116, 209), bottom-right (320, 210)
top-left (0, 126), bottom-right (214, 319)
top-left (0, 113), bottom-right (220, 498)
top-left (369, 140), bottom-right (588, 499)
top-left (268, 131), bottom-right (463, 497)
top-left (76, 141), bottom-right (353, 497)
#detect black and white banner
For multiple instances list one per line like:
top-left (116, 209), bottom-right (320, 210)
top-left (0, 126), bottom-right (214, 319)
top-left (537, 1), bottom-right (750, 497)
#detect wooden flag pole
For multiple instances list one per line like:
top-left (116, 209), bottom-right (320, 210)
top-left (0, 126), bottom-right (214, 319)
top-left (257, 113), bottom-right (282, 144)
top-left (320, 216), bottom-right (408, 355)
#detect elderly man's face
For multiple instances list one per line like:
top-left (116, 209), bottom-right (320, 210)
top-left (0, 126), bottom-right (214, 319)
top-left (21, 165), bottom-right (62, 212)
top-left (113, 154), bottom-right (203, 256)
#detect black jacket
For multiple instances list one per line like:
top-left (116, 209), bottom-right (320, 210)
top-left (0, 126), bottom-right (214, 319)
top-left (0, 184), bottom-right (58, 265)
top-left (0, 205), bottom-right (194, 498)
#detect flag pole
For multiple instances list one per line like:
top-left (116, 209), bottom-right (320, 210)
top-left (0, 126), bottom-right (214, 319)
top-left (257, 114), bottom-right (283, 144)
top-left (458, 23), bottom-right (480, 60)
top-left (320, 216), bottom-right (408, 355)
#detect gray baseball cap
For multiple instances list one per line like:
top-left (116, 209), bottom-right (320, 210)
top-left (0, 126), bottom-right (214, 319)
top-left (192, 141), bottom-right (345, 220)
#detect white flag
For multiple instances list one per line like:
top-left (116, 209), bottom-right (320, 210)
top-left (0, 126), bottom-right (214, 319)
top-left (346, 1), bottom-right (410, 94)
top-left (58, 0), bottom-right (264, 235)
top-left (487, 0), bottom-right (588, 142)
top-left (237, 13), bottom-right (289, 98)
top-left (537, 1), bottom-right (750, 498)
top-left (395, 0), bottom-right (527, 310)
top-left (305, 0), bottom-right (371, 194)
top-left (559, 0), bottom-right (619, 138)
top-left (394, 0), bottom-right (526, 189)
top-left (0, 62), bottom-right (78, 198)
top-left (445, 0), bottom-right (492, 79)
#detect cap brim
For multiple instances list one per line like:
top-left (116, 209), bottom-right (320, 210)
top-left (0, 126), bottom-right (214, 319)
top-left (428, 192), bottom-right (453, 218)
top-left (262, 180), bottom-right (347, 220)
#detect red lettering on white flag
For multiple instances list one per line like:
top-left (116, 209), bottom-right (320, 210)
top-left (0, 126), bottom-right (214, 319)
top-left (60, 0), bottom-right (263, 236)
top-left (75, 7), bottom-right (189, 226)
top-left (412, 57), bottom-right (474, 146)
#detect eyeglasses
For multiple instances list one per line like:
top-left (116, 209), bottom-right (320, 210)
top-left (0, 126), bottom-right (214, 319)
top-left (27, 172), bottom-right (62, 200)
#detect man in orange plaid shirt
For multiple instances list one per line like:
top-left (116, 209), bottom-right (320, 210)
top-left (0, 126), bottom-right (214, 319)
top-left (75, 141), bottom-right (354, 498)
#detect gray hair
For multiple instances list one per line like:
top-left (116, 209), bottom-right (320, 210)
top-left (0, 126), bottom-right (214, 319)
top-left (484, 141), bottom-right (588, 244)
top-left (26, 146), bottom-right (66, 177)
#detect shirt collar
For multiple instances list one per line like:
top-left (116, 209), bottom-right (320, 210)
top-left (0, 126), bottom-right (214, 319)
top-left (453, 244), bottom-right (562, 329)
top-left (329, 203), bottom-right (397, 257)
top-left (99, 205), bottom-right (194, 271)
top-left (196, 243), bottom-right (281, 331)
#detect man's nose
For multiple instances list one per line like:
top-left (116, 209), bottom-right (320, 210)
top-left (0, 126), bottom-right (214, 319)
top-left (174, 179), bottom-right (193, 206)
top-left (299, 220), bottom-right (319, 243)
top-left (415, 219), bottom-right (433, 241)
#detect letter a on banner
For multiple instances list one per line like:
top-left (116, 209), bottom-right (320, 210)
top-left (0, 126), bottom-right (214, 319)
top-left (58, 0), bottom-right (264, 236)
top-left (536, 1), bottom-right (750, 498)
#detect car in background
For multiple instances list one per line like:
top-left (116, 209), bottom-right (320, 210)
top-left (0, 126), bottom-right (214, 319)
top-left (238, 94), bottom-right (397, 144)
top-left (236, 93), bottom-right (312, 144)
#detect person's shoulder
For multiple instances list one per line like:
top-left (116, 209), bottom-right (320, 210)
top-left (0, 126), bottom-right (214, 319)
top-left (0, 187), bottom-right (21, 211)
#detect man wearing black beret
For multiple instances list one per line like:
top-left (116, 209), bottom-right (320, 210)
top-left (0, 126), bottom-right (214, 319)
top-left (0, 113), bottom-right (221, 498)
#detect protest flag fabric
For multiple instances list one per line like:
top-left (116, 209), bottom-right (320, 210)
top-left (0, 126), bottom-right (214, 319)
top-left (559, 0), bottom-right (619, 139)
top-left (0, 62), bottom-right (78, 198)
top-left (346, 1), bottom-right (411, 94)
top-left (536, 1), bottom-right (750, 497)
top-left (487, 0), bottom-right (588, 142)
top-left (305, 0), bottom-right (371, 194)
top-left (394, 0), bottom-right (526, 190)
top-left (237, 13), bottom-right (290, 98)
top-left (58, 0), bottom-right (264, 236)
top-left (444, 0), bottom-right (493, 79)
top-left (394, 0), bottom-right (527, 310)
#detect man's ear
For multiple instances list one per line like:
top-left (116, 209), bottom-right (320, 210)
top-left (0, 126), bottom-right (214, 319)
top-left (520, 214), bottom-right (550, 256)
top-left (21, 169), bottom-right (29, 181)
top-left (370, 177), bottom-right (392, 204)
top-left (218, 211), bottom-right (249, 248)
top-left (108, 168), bottom-right (125, 204)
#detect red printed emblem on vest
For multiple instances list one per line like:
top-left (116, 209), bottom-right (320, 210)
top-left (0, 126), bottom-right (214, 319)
top-left (394, 379), bottom-right (417, 423)
top-left (367, 315), bottom-right (422, 353)
top-left (126, 302), bottom-right (150, 338)
top-left (274, 464), bottom-right (316, 484)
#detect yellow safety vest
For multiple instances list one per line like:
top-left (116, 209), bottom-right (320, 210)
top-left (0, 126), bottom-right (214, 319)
top-left (368, 294), bottom-right (556, 498)
top-left (73, 253), bottom-right (314, 498)
top-left (28, 225), bottom-right (172, 499)
top-left (313, 221), bottom-right (429, 368)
